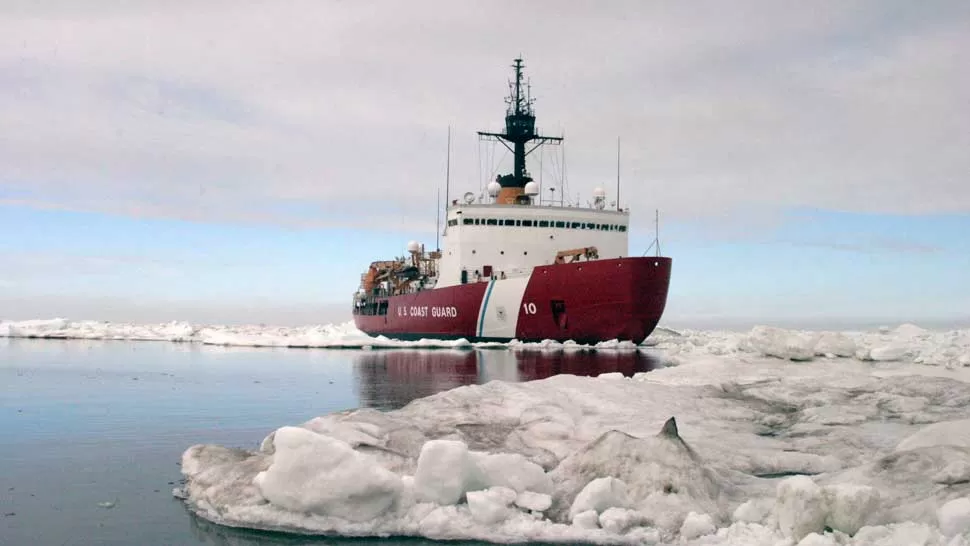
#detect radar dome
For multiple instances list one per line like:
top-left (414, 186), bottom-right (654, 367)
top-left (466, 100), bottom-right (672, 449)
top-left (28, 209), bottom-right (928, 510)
top-left (593, 187), bottom-right (607, 210)
top-left (487, 181), bottom-right (502, 197)
top-left (407, 241), bottom-right (420, 253)
top-left (524, 181), bottom-right (539, 195)
top-left (463, 191), bottom-right (476, 204)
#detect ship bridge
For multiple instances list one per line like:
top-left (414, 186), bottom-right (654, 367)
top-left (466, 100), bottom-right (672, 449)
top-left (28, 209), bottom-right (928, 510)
top-left (436, 201), bottom-right (629, 288)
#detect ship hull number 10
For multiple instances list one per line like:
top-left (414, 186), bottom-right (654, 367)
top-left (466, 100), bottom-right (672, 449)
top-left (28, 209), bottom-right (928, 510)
top-left (397, 305), bottom-right (459, 318)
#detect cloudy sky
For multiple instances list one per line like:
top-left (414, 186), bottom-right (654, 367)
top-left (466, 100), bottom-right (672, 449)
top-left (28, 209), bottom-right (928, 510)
top-left (1, 1), bottom-right (968, 328)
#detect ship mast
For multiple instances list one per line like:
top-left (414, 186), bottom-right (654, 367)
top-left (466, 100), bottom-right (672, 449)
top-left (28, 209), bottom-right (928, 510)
top-left (478, 58), bottom-right (562, 204)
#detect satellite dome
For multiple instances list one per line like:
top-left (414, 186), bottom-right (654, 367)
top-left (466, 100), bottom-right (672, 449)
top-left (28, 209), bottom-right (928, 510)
top-left (523, 181), bottom-right (539, 195)
top-left (593, 187), bottom-right (607, 199)
top-left (407, 240), bottom-right (420, 253)
top-left (487, 181), bottom-right (502, 197)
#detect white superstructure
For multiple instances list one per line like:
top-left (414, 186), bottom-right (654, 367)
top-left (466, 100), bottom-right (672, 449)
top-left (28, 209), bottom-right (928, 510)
top-left (435, 200), bottom-right (630, 288)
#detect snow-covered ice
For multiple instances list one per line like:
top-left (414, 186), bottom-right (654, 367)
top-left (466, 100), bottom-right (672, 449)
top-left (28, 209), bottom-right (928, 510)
top-left (6, 317), bottom-right (970, 543)
top-left (168, 321), bottom-right (970, 545)
top-left (3, 318), bottom-right (968, 366)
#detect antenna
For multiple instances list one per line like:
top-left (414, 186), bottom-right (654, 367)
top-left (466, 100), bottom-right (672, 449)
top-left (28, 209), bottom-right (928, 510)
top-left (539, 146), bottom-right (545, 207)
top-left (445, 126), bottom-right (451, 209)
top-left (644, 209), bottom-right (662, 256)
top-left (562, 138), bottom-right (567, 206)
top-left (616, 136), bottom-right (621, 211)
top-left (477, 58), bottom-right (561, 194)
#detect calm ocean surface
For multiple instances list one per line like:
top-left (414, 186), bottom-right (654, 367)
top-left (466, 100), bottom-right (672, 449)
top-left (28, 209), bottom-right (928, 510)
top-left (0, 338), bottom-right (659, 546)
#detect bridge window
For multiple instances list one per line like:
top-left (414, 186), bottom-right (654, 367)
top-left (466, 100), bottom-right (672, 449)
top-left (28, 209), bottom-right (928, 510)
top-left (515, 220), bottom-right (522, 226)
top-left (538, 220), bottom-right (549, 228)
top-left (449, 219), bottom-right (458, 226)
top-left (600, 224), bottom-right (609, 231)
top-left (555, 221), bottom-right (565, 228)
top-left (486, 219), bottom-right (498, 226)
top-left (463, 218), bottom-right (473, 225)
top-left (571, 222), bottom-right (580, 229)
top-left (618, 225), bottom-right (627, 232)
top-left (522, 220), bottom-right (533, 227)
top-left (504, 219), bottom-right (515, 226)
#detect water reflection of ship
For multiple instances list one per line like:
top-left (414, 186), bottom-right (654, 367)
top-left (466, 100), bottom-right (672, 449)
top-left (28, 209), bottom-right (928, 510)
top-left (353, 349), bottom-right (660, 410)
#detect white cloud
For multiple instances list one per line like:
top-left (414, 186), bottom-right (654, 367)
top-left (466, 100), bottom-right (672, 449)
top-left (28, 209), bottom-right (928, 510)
top-left (0, 0), bottom-right (967, 232)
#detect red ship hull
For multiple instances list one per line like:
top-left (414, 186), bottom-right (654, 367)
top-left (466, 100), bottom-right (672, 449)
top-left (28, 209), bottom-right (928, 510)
top-left (353, 256), bottom-right (671, 344)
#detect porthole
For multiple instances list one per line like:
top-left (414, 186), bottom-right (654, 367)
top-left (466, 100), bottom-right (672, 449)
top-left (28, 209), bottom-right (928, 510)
top-left (472, 250), bottom-right (476, 254)
top-left (500, 251), bottom-right (505, 255)
top-left (524, 251), bottom-right (528, 255)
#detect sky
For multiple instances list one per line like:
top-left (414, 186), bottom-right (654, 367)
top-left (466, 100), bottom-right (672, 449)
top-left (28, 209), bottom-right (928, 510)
top-left (1, 1), bottom-right (968, 329)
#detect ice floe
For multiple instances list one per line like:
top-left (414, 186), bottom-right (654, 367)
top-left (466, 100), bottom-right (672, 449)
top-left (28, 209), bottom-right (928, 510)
top-left (2, 318), bottom-right (969, 366)
top-left (176, 350), bottom-right (970, 545)
top-left (651, 322), bottom-right (970, 368)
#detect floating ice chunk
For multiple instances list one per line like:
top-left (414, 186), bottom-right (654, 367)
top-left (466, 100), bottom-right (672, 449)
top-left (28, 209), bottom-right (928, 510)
top-left (869, 344), bottom-right (909, 362)
top-left (571, 509), bottom-right (600, 529)
top-left (746, 326), bottom-right (818, 361)
top-left (897, 419), bottom-right (970, 452)
top-left (896, 323), bottom-right (929, 338)
top-left (253, 426), bottom-right (401, 521)
top-left (417, 505), bottom-right (463, 537)
top-left (472, 452), bottom-right (552, 494)
top-left (568, 477), bottom-right (631, 519)
top-left (515, 491), bottom-right (552, 513)
top-left (679, 511), bottom-right (716, 539)
top-left (733, 498), bottom-right (772, 524)
top-left (853, 521), bottom-right (951, 545)
top-left (815, 332), bottom-right (857, 357)
top-left (775, 475), bottom-right (828, 541)
top-left (413, 440), bottom-right (479, 505)
top-left (938, 498), bottom-right (970, 538)
top-left (598, 507), bottom-right (645, 534)
top-left (466, 487), bottom-right (515, 524)
top-left (823, 484), bottom-right (880, 535)
top-left (597, 372), bottom-right (625, 380)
